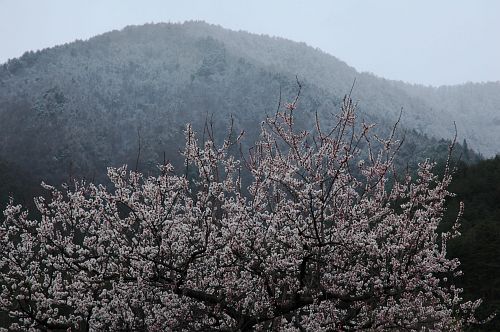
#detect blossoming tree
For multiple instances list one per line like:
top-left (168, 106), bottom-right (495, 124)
top-left (0, 95), bottom-right (481, 331)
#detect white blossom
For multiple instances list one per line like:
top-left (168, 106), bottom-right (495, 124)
top-left (0, 96), bottom-right (481, 331)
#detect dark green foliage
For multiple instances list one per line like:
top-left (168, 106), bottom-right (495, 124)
top-left (443, 156), bottom-right (500, 330)
top-left (0, 159), bottom-right (42, 211)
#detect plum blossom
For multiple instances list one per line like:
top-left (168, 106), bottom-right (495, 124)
top-left (0, 96), bottom-right (481, 331)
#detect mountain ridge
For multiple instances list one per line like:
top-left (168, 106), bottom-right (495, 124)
top-left (108, 21), bottom-right (499, 156)
top-left (0, 21), bottom-right (485, 186)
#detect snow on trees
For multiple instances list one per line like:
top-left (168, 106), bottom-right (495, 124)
top-left (0, 94), bottom-right (481, 331)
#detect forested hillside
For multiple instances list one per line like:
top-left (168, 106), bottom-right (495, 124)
top-left (395, 82), bottom-right (500, 156)
top-left (443, 157), bottom-right (500, 330)
top-left (0, 22), bottom-right (482, 187)
top-left (171, 22), bottom-right (500, 156)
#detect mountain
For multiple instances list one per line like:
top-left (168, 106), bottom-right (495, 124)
top-left (393, 81), bottom-right (500, 157)
top-left (0, 21), bottom-right (485, 186)
top-left (163, 22), bottom-right (498, 156)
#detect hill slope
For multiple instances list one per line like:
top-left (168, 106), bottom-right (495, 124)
top-left (174, 22), bottom-right (500, 156)
top-left (0, 22), bottom-right (483, 185)
top-left (443, 157), bottom-right (500, 330)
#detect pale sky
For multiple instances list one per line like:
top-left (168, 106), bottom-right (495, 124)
top-left (1, 0), bottom-right (499, 86)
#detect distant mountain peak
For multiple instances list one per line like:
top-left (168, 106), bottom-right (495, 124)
top-left (0, 22), bottom-right (490, 185)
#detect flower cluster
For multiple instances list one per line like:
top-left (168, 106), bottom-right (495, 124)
top-left (0, 96), bottom-right (480, 331)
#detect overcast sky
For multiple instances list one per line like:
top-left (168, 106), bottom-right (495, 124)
top-left (1, 0), bottom-right (499, 86)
